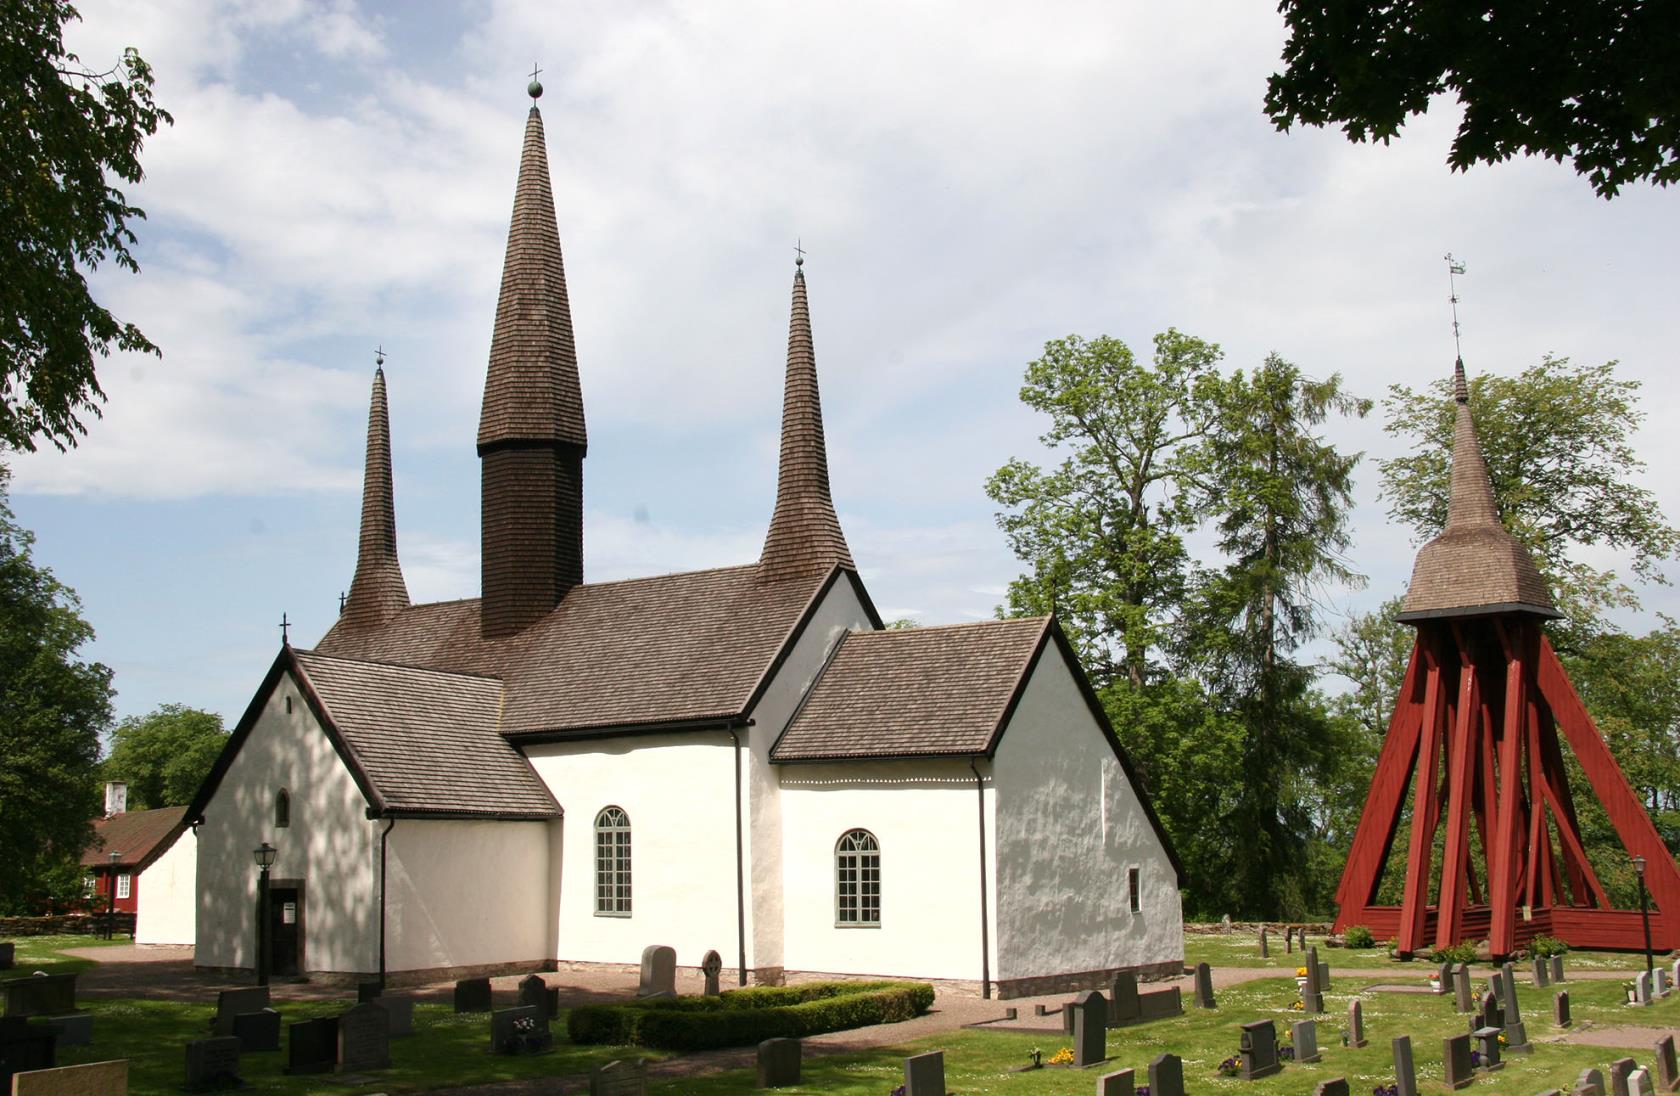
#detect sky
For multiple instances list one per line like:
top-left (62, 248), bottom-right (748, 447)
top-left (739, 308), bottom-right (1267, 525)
top-left (11, 0), bottom-right (1680, 727)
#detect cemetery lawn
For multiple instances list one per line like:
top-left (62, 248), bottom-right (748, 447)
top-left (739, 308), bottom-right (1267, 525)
top-left (1183, 931), bottom-right (1640, 972)
top-left (7, 935), bottom-right (128, 975)
top-left (655, 972), bottom-right (1680, 1094)
top-left (56, 999), bottom-right (672, 1096)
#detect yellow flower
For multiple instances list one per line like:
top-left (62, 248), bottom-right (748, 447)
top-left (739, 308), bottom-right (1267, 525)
top-left (1296, 966), bottom-right (1308, 977)
top-left (1048, 1047), bottom-right (1075, 1066)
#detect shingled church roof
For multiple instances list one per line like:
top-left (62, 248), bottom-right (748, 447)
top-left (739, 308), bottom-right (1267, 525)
top-left (1396, 360), bottom-right (1558, 622)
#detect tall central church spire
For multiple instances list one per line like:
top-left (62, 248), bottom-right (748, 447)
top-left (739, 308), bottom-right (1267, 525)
top-left (759, 258), bottom-right (854, 583)
top-left (479, 85), bottom-right (587, 638)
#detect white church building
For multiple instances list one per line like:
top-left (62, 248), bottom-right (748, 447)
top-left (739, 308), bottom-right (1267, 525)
top-left (186, 86), bottom-right (1184, 998)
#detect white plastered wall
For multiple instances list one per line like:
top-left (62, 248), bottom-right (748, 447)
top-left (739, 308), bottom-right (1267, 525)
top-left (779, 759), bottom-right (996, 983)
top-left (992, 643), bottom-right (1183, 981)
top-left (196, 670), bottom-right (378, 974)
top-left (383, 819), bottom-right (552, 972)
top-left (136, 827), bottom-right (196, 945)
top-left (742, 576), bottom-right (875, 975)
top-left (525, 732), bottom-right (738, 970)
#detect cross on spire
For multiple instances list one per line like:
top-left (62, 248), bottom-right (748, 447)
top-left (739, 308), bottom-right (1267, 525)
top-left (1445, 252), bottom-right (1466, 360)
top-left (375, 344), bottom-right (386, 368)
top-left (794, 239), bottom-right (806, 268)
top-left (279, 612), bottom-right (292, 645)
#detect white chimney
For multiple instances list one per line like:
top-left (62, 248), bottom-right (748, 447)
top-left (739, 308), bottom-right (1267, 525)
top-left (104, 781), bottom-right (128, 816)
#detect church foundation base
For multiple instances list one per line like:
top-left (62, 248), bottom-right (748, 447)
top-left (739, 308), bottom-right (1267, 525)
top-left (994, 959), bottom-right (1183, 1000)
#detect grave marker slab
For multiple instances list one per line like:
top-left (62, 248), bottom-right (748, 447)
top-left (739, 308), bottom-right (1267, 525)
top-left (1097, 1067), bottom-right (1134, 1096)
top-left (454, 977), bottom-right (492, 1014)
top-left (10, 1058), bottom-right (126, 1096)
top-left (1259, 927), bottom-right (1269, 958)
top-left (1472, 1026), bottom-right (1504, 1071)
top-left (637, 945), bottom-right (676, 999)
top-left (284, 1018), bottom-right (335, 1076)
top-left (1443, 1033), bottom-right (1474, 1090)
top-left (370, 994), bottom-right (412, 1037)
top-left (1436, 961), bottom-right (1452, 993)
top-left (0, 946), bottom-right (12, 972)
top-left (1293, 1019), bottom-right (1320, 1064)
top-left (1314, 1080), bottom-right (1350, 1096)
top-left (1148, 1053), bottom-right (1184, 1096)
top-left (904, 1051), bottom-right (944, 1096)
top-left (1392, 1034), bottom-right (1417, 1096)
top-left (335, 1002), bottom-right (390, 1072)
top-left (1655, 1033), bottom-right (1679, 1091)
top-left (1612, 1058), bottom-right (1638, 1096)
top-left (516, 975), bottom-right (559, 1020)
top-left (1554, 989), bottom-right (1572, 1027)
top-left (1631, 1068), bottom-right (1657, 1096)
top-left (356, 982), bottom-right (381, 1004)
top-left (1553, 955), bottom-right (1567, 983)
top-left (231, 1009), bottom-right (279, 1053)
top-left (1454, 964), bottom-right (1474, 1012)
top-left (756, 1038), bottom-right (800, 1088)
top-left (1577, 1067), bottom-right (1607, 1096)
top-left (589, 1058), bottom-right (648, 1096)
top-left (2, 977), bottom-right (76, 1020)
top-left (1637, 972), bottom-right (1654, 1005)
top-left (35, 1016), bottom-right (89, 1048)
top-left (1349, 998), bottom-right (1367, 1048)
top-left (1478, 990), bottom-right (1504, 1033)
top-left (1657, 968), bottom-right (1671, 998)
top-left (1193, 963), bottom-right (1215, 1009)
top-left (0, 1021), bottom-right (57, 1085)
top-left (184, 1037), bottom-right (240, 1092)
top-left (210, 987), bottom-right (268, 1036)
top-left (1136, 985), bottom-right (1182, 1021)
top-left (491, 1005), bottom-right (552, 1056)
top-left (1240, 1020), bottom-right (1280, 1080)
top-left (1302, 946), bottom-right (1325, 1013)
top-left (701, 950), bottom-right (723, 997)
top-left (1072, 991), bottom-right (1107, 1068)
top-left (1108, 973), bottom-right (1139, 1027)
top-left (1535, 955), bottom-right (1551, 987)
top-left (1287, 926), bottom-right (1294, 953)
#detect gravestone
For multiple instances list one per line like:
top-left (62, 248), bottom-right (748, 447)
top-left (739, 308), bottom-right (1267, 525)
top-left (1319, 959), bottom-right (1331, 986)
top-left (0, 946), bottom-right (12, 972)
top-left (1348, 998), bottom-right (1367, 1048)
top-left (1302, 946), bottom-right (1325, 1013)
top-left (1478, 990), bottom-right (1504, 1033)
top-left (1392, 1034), bottom-right (1418, 1096)
top-left (284, 1017), bottom-right (335, 1075)
top-left (904, 1050), bottom-right (944, 1096)
top-left (1072, 990), bottom-right (1107, 1068)
top-left (1287, 926), bottom-right (1295, 953)
top-left (1637, 972), bottom-right (1654, 1005)
top-left (1097, 1067), bottom-right (1135, 1096)
top-left (1148, 1053), bottom-right (1184, 1096)
top-left (1554, 955), bottom-right (1567, 983)
top-left (1576, 1067), bottom-right (1607, 1096)
top-left (1108, 972), bottom-right (1140, 1027)
top-left (1499, 962), bottom-right (1531, 1052)
top-left (517, 974), bottom-right (558, 1020)
top-left (0, 1019), bottom-right (57, 1084)
top-left (184, 1037), bottom-right (241, 1092)
top-left (756, 1037), bottom-right (800, 1088)
top-left (356, 982), bottom-right (382, 1004)
top-left (1221, 914), bottom-right (1233, 934)
top-left (1454, 964), bottom-right (1474, 1013)
top-left (1259, 927), bottom-right (1269, 958)
top-left (35, 1015), bottom-right (90, 1047)
top-left (1436, 960), bottom-right (1452, 992)
top-left (10, 1059), bottom-right (126, 1096)
top-left (1554, 989), bottom-right (1572, 1027)
top-left (3, 976), bottom-right (76, 1019)
top-left (1611, 1058), bottom-right (1638, 1096)
top-left (1193, 963), bottom-right (1215, 1009)
top-left (335, 1002), bottom-right (390, 1072)
top-left (637, 945), bottom-right (676, 999)
top-left (231, 1009), bottom-right (280, 1053)
top-left (1534, 955), bottom-right (1551, 987)
top-left (1472, 1026), bottom-right (1503, 1071)
top-left (590, 1058), bottom-right (648, 1096)
top-left (1137, 985), bottom-right (1182, 1020)
top-left (1654, 1034), bottom-right (1678, 1091)
top-left (1631, 1068), bottom-right (1657, 1096)
top-left (1672, 958), bottom-right (1680, 995)
top-left (1657, 968), bottom-right (1671, 998)
top-left (491, 1005), bottom-right (552, 1056)
top-left (1293, 1019), bottom-right (1321, 1064)
top-left (210, 987), bottom-right (268, 1036)
top-left (1314, 1081), bottom-right (1350, 1096)
top-left (701, 950), bottom-right (723, 996)
top-left (454, 977), bottom-right (492, 1013)
top-left (1063, 1000), bottom-right (1077, 1035)
top-left (1034, 1003), bottom-right (1051, 1016)
top-left (1443, 1033), bottom-right (1474, 1090)
top-left (370, 994), bottom-right (413, 1037)
top-left (1239, 1019), bottom-right (1281, 1080)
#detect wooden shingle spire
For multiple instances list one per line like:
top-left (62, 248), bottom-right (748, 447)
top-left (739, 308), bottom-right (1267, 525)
top-left (759, 260), bottom-right (854, 584)
top-left (342, 366), bottom-right (410, 630)
top-left (1396, 359), bottom-right (1557, 621)
top-left (478, 91), bottom-right (587, 638)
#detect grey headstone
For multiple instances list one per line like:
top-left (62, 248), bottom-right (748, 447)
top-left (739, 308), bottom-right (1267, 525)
top-left (1655, 1033), bottom-right (1678, 1091)
top-left (1502, 963), bottom-right (1534, 1050)
top-left (589, 1058), bottom-right (648, 1096)
top-left (1637, 971), bottom-right (1654, 1005)
top-left (335, 1001), bottom-right (390, 1072)
top-left (1063, 999), bottom-right (1078, 1035)
top-left (1287, 926), bottom-right (1295, 953)
top-left (454, 977), bottom-right (492, 1013)
top-left (904, 1050), bottom-right (944, 1096)
top-left (1073, 990), bottom-right (1107, 1068)
top-left (2, 976), bottom-right (77, 1021)
top-left (1437, 961), bottom-right (1452, 993)
top-left (1454, 963), bottom-right (1474, 1012)
top-left (1108, 972), bottom-right (1140, 1027)
top-left (34, 1014), bottom-right (90, 1047)
top-left (1472, 1026), bottom-right (1503, 1071)
top-left (1612, 1058), bottom-right (1639, 1096)
top-left (1555, 990), bottom-right (1571, 1027)
top-left (1349, 998), bottom-right (1367, 1048)
top-left (1302, 945), bottom-right (1325, 1012)
top-left (185, 1036), bottom-right (241, 1091)
top-left (1148, 1053), bottom-right (1184, 1096)
top-left (284, 1017), bottom-right (335, 1075)
top-left (1137, 985), bottom-right (1182, 1020)
top-left (637, 945), bottom-right (676, 999)
top-left (517, 974), bottom-right (558, 1020)
top-left (1657, 968), bottom-right (1671, 998)
top-left (1097, 1067), bottom-right (1135, 1096)
top-left (210, 987), bottom-right (268, 1036)
top-left (491, 1005), bottom-right (552, 1056)
top-left (1314, 1081), bottom-right (1350, 1096)
top-left (0, 1019), bottom-right (57, 1083)
top-left (1259, 926), bottom-right (1269, 958)
top-left (370, 994), bottom-right (413, 1037)
top-left (1320, 959), bottom-right (1331, 986)
top-left (1221, 914), bottom-right (1233, 934)
top-left (756, 1037), bottom-right (800, 1088)
top-left (1293, 1019), bottom-right (1320, 1063)
top-left (1240, 1019), bottom-right (1281, 1080)
top-left (1576, 1067), bottom-right (1607, 1096)
top-left (1631, 1068), bottom-right (1657, 1096)
top-left (1193, 962), bottom-right (1215, 1008)
top-left (231, 1009), bottom-right (279, 1053)
top-left (1534, 955), bottom-right (1550, 987)
top-left (1553, 955), bottom-right (1566, 983)
top-left (701, 950), bottom-right (723, 996)
top-left (1443, 1033), bottom-right (1474, 1090)
top-left (0, 946), bottom-right (12, 972)
top-left (1393, 1034), bottom-right (1417, 1096)
top-left (1478, 990), bottom-right (1503, 1033)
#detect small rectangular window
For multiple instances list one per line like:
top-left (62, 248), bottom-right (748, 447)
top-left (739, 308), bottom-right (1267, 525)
top-left (1127, 867), bottom-right (1140, 914)
top-left (116, 873), bottom-right (132, 900)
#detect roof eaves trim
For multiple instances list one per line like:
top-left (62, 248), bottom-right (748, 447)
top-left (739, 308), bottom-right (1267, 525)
top-left (505, 713), bottom-right (749, 745)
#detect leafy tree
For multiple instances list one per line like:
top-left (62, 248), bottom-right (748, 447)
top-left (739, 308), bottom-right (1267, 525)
top-left (103, 703), bottom-right (228, 810)
top-left (0, 466), bottom-right (113, 913)
top-left (1326, 596), bottom-right (1413, 741)
top-left (1264, 0), bottom-right (1680, 197)
top-left (1, 0), bottom-right (172, 452)
top-left (1381, 357), bottom-right (1678, 639)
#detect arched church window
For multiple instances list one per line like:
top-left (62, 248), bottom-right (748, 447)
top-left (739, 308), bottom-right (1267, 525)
top-left (276, 788), bottom-right (290, 829)
top-left (835, 829), bottom-right (880, 926)
top-left (595, 806), bottom-right (632, 915)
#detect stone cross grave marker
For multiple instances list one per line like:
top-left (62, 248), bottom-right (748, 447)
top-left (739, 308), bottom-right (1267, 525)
top-left (1535, 955), bottom-right (1551, 987)
top-left (1472, 1026), bottom-right (1504, 1071)
top-left (10, 1058), bottom-right (126, 1096)
top-left (1454, 964), bottom-right (1474, 1012)
top-left (1393, 1034), bottom-right (1418, 1096)
top-left (1109, 972), bottom-right (1140, 1027)
top-left (589, 1058), bottom-right (648, 1096)
top-left (232, 1009), bottom-right (280, 1053)
top-left (284, 1017), bottom-right (335, 1075)
top-left (1240, 1019), bottom-right (1280, 1080)
top-left (637, 945), bottom-right (676, 998)
top-left (1097, 1067), bottom-right (1135, 1096)
top-left (1631, 1068), bottom-right (1657, 1095)
top-left (903, 1050), bottom-right (944, 1096)
top-left (1576, 1066), bottom-right (1607, 1096)
top-left (1611, 1058), bottom-right (1638, 1096)
top-left (1349, 998), bottom-right (1367, 1048)
top-left (517, 974), bottom-right (558, 1020)
top-left (1259, 926), bottom-right (1269, 958)
top-left (1073, 990), bottom-right (1107, 1068)
top-left (1443, 1033), bottom-right (1474, 1090)
top-left (1654, 1033), bottom-right (1678, 1091)
top-left (701, 950), bottom-right (723, 996)
top-left (756, 1037), bottom-right (800, 1088)
top-left (370, 994), bottom-right (413, 1037)
top-left (454, 977), bottom-right (492, 1014)
top-left (1293, 1019), bottom-right (1321, 1063)
top-left (184, 1037), bottom-right (241, 1092)
top-left (3, 976), bottom-right (77, 1021)
top-left (491, 1005), bottom-right (552, 1056)
top-left (1315, 1080), bottom-right (1350, 1096)
top-left (210, 987), bottom-right (268, 1036)
top-left (1149, 1052), bottom-right (1184, 1096)
top-left (1193, 963), bottom-right (1215, 1009)
top-left (335, 1001), bottom-right (390, 1073)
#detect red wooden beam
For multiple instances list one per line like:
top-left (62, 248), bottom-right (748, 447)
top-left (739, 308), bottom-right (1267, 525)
top-left (1435, 625), bottom-right (1480, 950)
top-left (1398, 636), bottom-right (1448, 956)
top-left (1487, 620), bottom-right (1527, 957)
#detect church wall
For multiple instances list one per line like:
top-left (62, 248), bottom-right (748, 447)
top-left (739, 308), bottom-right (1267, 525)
top-left (992, 644), bottom-right (1183, 989)
top-left (778, 759), bottom-right (995, 984)
top-left (196, 671), bottom-right (378, 974)
top-left (383, 819), bottom-right (551, 972)
top-left (136, 828), bottom-right (196, 946)
top-left (524, 732), bottom-right (738, 971)
top-left (745, 575), bottom-right (874, 977)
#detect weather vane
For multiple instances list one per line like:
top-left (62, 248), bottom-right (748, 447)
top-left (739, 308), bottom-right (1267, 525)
top-left (794, 239), bottom-right (806, 268)
top-left (1444, 253), bottom-right (1466, 361)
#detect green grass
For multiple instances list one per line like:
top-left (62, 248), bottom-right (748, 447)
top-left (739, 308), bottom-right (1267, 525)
top-left (1183, 930), bottom-right (1653, 973)
top-left (5, 934), bottom-right (129, 975)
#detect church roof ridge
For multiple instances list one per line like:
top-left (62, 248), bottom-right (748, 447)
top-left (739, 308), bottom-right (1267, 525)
top-left (845, 616), bottom-right (1052, 639)
top-left (291, 645), bottom-right (506, 683)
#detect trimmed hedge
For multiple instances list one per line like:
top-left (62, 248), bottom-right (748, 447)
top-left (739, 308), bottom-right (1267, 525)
top-left (567, 980), bottom-right (935, 1051)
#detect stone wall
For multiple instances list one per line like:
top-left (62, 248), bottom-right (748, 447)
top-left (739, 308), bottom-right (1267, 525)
top-left (0, 914), bottom-right (134, 937)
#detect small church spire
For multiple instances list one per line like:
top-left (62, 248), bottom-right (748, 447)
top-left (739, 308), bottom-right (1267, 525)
top-left (759, 254), bottom-right (854, 584)
top-left (1443, 358), bottom-right (1500, 532)
top-left (342, 362), bottom-right (410, 630)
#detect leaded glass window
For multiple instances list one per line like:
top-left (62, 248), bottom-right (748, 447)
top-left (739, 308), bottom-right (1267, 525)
top-left (595, 806), bottom-right (632, 915)
top-left (835, 829), bottom-right (880, 926)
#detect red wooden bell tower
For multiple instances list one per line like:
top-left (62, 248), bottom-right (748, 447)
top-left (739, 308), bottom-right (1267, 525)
top-left (1333, 361), bottom-right (1680, 958)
